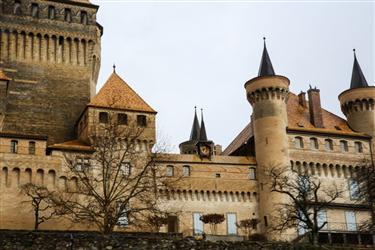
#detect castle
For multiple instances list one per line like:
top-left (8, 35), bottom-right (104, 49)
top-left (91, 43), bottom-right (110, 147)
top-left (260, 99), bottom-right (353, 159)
top-left (0, 0), bottom-right (374, 244)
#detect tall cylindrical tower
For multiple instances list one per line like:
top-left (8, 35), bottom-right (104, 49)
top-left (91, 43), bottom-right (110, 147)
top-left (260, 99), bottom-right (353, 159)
top-left (339, 50), bottom-right (375, 139)
top-left (245, 39), bottom-right (290, 237)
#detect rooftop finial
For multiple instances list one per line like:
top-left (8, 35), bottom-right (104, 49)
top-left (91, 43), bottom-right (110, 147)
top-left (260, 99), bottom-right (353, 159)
top-left (113, 63), bottom-right (116, 73)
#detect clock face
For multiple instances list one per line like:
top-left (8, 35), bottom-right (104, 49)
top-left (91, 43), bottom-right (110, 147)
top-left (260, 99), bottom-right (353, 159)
top-left (199, 145), bottom-right (210, 156)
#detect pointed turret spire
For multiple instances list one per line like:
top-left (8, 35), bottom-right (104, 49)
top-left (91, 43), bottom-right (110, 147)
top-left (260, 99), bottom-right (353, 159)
top-left (199, 108), bottom-right (208, 141)
top-left (350, 49), bottom-right (368, 89)
top-left (189, 106), bottom-right (200, 141)
top-left (258, 37), bottom-right (275, 77)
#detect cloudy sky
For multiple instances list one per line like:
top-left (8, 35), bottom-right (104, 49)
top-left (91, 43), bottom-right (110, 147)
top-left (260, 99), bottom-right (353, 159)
top-left (92, 0), bottom-right (374, 152)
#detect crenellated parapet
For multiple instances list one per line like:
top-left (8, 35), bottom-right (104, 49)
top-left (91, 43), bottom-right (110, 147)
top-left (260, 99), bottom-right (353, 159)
top-left (339, 87), bottom-right (375, 115)
top-left (245, 76), bottom-right (289, 106)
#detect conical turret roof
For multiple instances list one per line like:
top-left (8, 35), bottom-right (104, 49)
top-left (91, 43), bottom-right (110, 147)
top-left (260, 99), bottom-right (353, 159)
top-left (189, 107), bottom-right (200, 141)
top-left (258, 37), bottom-right (275, 77)
top-left (350, 49), bottom-right (368, 89)
top-left (199, 109), bottom-right (208, 141)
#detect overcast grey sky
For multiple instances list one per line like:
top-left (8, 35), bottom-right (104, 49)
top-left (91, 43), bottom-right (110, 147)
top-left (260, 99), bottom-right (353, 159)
top-left (92, 0), bottom-right (374, 152)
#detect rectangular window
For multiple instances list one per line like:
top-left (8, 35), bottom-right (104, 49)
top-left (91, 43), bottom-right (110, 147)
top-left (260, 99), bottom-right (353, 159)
top-left (317, 210), bottom-right (328, 230)
top-left (80, 11), bottom-right (88, 24)
top-left (117, 113), bottom-right (128, 125)
top-left (325, 139), bottom-right (333, 151)
top-left (227, 213), bottom-right (237, 235)
top-left (117, 202), bottom-right (129, 226)
top-left (249, 167), bottom-right (256, 180)
top-left (28, 141), bottom-right (36, 155)
top-left (294, 137), bottom-right (303, 148)
top-left (10, 140), bottom-right (18, 153)
top-left (99, 112), bottom-right (109, 124)
top-left (354, 142), bottom-right (363, 153)
top-left (137, 115), bottom-right (147, 127)
top-left (120, 162), bottom-right (131, 177)
top-left (340, 140), bottom-right (348, 152)
top-left (348, 179), bottom-right (360, 200)
top-left (166, 165), bottom-right (174, 177)
top-left (310, 138), bottom-right (319, 150)
top-left (345, 211), bottom-right (357, 231)
top-left (64, 8), bottom-right (72, 22)
top-left (193, 213), bottom-right (203, 235)
top-left (75, 158), bottom-right (90, 172)
top-left (31, 3), bottom-right (39, 18)
top-left (48, 6), bottom-right (55, 19)
top-left (182, 165), bottom-right (190, 177)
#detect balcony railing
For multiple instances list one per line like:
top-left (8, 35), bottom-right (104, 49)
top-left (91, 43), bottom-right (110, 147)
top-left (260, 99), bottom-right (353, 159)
top-left (320, 222), bottom-right (359, 232)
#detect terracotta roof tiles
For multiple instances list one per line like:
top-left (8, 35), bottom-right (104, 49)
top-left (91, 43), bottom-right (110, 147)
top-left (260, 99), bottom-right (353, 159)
top-left (88, 72), bottom-right (156, 113)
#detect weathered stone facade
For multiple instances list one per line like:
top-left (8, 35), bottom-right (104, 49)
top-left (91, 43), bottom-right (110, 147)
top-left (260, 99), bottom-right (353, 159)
top-left (0, 0), bottom-right (101, 145)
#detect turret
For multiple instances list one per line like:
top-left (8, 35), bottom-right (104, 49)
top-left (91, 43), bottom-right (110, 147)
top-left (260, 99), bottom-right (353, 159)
top-left (338, 50), bottom-right (375, 138)
top-left (245, 38), bottom-right (290, 237)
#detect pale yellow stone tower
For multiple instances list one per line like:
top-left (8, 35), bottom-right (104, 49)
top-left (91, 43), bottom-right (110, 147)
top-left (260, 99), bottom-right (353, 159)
top-left (339, 50), bottom-right (375, 143)
top-left (245, 39), bottom-right (290, 237)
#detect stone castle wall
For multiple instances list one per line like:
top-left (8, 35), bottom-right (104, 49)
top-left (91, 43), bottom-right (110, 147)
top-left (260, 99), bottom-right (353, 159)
top-left (0, 0), bottom-right (101, 145)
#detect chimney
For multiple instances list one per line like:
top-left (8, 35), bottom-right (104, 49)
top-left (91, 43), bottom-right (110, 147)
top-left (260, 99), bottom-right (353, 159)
top-left (307, 87), bottom-right (324, 128)
top-left (298, 91), bottom-right (307, 108)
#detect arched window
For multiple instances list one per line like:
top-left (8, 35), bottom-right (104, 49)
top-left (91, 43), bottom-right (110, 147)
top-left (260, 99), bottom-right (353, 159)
top-left (10, 140), bottom-right (18, 153)
top-left (166, 165), bottom-right (174, 177)
top-left (354, 142), bottom-right (363, 153)
top-left (29, 141), bottom-right (36, 155)
top-left (182, 165), bottom-right (190, 177)
top-left (340, 140), bottom-right (348, 152)
top-left (294, 137), bottom-right (304, 148)
top-left (249, 167), bottom-right (256, 180)
top-left (324, 139), bottom-right (333, 151)
top-left (309, 138), bottom-right (319, 150)
top-left (99, 112), bottom-right (108, 123)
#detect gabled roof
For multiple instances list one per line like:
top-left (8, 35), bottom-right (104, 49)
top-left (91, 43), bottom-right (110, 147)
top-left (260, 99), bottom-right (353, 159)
top-left (88, 72), bottom-right (156, 113)
top-left (350, 50), bottom-right (368, 89)
top-left (223, 93), bottom-right (367, 156)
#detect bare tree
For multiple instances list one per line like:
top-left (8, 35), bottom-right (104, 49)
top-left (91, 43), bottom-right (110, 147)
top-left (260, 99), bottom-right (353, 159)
top-left (354, 158), bottom-right (375, 232)
top-left (55, 115), bottom-right (174, 234)
top-left (268, 166), bottom-right (342, 245)
top-left (236, 218), bottom-right (259, 240)
top-left (21, 183), bottom-right (60, 230)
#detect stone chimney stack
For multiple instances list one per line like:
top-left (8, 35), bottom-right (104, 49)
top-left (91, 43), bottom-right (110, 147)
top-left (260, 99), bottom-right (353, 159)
top-left (298, 91), bottom-right (307, 108)
top-left (307, 87), bottom-right (324, 128)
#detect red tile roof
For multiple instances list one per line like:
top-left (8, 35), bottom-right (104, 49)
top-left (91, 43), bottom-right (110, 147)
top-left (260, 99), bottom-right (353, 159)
top-left (88, 72), bottom-right (156, 113)
top-left (223, 93), bottom-right (367, 156)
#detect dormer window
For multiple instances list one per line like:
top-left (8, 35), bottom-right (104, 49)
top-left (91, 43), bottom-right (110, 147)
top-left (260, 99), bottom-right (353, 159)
top-left (31, 3), bottom-right (39, 18)
top-left (64, 8), bottom-right (72, 22)
top-left (137, 115), bottom-right (147, 127)
top-left (48, 6), bottom-right (55, 19)
top-left (99, 112), bottom-right (109, 124)
top-left (118, 113), bottom-right (128, 125)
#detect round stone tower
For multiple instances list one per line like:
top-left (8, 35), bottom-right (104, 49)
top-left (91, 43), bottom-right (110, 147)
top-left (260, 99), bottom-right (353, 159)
top-left (339, 50), bottom-right (375, 138)
top-left (245, 39), bottom-right (290, 236)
